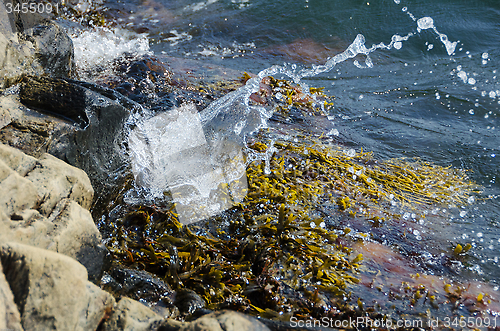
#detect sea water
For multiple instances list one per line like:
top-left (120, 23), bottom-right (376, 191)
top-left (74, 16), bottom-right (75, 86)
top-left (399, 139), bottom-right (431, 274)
top-left (72, 0), bottom-right (500, 291)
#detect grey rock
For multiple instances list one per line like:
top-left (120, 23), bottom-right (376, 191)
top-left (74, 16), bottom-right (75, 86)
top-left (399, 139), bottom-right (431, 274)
top-left (25, 152), bottom-right (94, 214)
top-left (158, 310), bottom-right (271, 331)
top-left (0, 143), bottom-right (106, 280)
top-left (0, 0), bottom-right (41, 88)
top-left (0, 242), bottom-right (115, 331)
top-left (0, 158), bottom-right (38, 215)
top-left (0, 261), bottom-right (23, 331)
top-left (173, 289), bottom-right (206, 317)
top-left (101, 297), bottom-right (163, 331)
top-left (21, 23), bottom-right (74, 78)
top-left (0, 0), bottom-right (74, 89)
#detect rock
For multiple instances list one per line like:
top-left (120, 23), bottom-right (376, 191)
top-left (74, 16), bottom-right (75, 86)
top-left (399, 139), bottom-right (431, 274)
top-left (0, 158), bottom-right (38, 215)
top-left (0, 242), bottom-right (115, 331)
top-left (0, 89), bottom-right (76, 158)
top-left (0, 141), bottom-right (37, 175)
top-left (65, 0), bottom-right (104, 14)
top-left (0, 0), bottom-right (75, 89)
top-left (25, 152), bottom-right (94, 214)
top-left (0, 104), bottom-right (11, 130)
top-left (0, 2), bottom-right (42, 89)
top-left (19, 75), bottom-right (88, 126)
top-left (0, 143), bottom-right (106, 280)
top-left (0, 261), bottom-right (23, 331)
top-left (173, 289), bottom-right (206, 317)
top-left (101, 297), bottom-right (163, 331)
top-left (64, 80), bottom-right (140, 201)
top-left (0, 142), bottom-right (94, 214)
top-left (21, 23), bottom-right (75, 78)
top-left (158, 310), bottom-right (271, 331)
top-left (7, 76), bottom-right (138, 200)
top-left (103, 266), bottom-right (175, 306)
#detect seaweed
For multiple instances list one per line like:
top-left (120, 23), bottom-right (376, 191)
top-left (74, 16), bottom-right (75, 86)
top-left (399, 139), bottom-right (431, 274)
top-left (101, 75), bottom-right (479, 324)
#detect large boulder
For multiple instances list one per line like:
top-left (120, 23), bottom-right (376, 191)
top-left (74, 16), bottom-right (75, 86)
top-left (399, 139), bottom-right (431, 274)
top-left (0, 242), bottom-right (115, 331)
top-left (0, 143), bottom-right (106, 280)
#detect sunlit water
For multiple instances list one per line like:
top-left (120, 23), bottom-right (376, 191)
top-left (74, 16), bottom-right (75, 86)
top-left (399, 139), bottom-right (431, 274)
top-left (72, 0), bottom-right (500, 292)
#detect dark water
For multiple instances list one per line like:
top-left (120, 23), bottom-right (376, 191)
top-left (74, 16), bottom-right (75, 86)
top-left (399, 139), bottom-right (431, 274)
top-left (89, 0), bottom-right (500, 300)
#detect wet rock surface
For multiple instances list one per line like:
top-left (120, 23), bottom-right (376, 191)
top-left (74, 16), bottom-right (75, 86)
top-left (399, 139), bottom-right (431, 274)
top-left (102, 265), bottom-right (175, 309)
top-left (0, 0), bottom-right (75, 88)
top-left (19, 75), bottom-right (88, 126)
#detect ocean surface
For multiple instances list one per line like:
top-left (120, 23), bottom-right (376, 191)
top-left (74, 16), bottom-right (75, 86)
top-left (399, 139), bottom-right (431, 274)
top-left (74, 0), bottom-right (500, 299)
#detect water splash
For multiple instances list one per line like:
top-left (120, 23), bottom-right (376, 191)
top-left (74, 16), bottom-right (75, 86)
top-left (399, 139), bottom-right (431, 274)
top-left (71, 27), bottom-right (151, 77)
top-left (127, 2), bottom-right (465, 224)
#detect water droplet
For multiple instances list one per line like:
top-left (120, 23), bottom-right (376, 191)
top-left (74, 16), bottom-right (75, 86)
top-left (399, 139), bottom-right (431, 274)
top-left (417, 16), bottom-right (433, 30)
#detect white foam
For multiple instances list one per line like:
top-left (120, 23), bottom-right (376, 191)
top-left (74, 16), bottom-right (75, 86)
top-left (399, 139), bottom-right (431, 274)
top-left (71, 27), bottom-right (150, 72)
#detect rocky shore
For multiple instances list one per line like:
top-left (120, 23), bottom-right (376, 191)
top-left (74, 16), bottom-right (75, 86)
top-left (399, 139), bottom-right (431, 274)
top-left (0, 1), bottom-right (272, 330)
